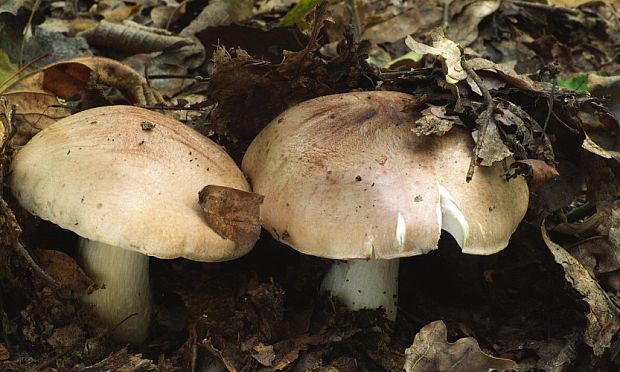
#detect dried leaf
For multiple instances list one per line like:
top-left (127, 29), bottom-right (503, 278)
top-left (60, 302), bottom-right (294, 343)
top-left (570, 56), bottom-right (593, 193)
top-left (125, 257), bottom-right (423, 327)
top-left (79, 20), bottom-right (194, 54)
top-left (474, 115), bottom-right (513, 166)
top-left (198, 185), bottom-right (264, 247)
top-left (412, 105), bottom-right (459, 136)
top-left (181, 0), bottom-right (255, 37)
top-left (83, 348), bottom-right (155, 371)
top-left (447, 0), bottom-right (500, 47)
top-left (541, 224), bottom-right (620, 356)
top-left (35, 249), bottom-right (94, 295)
top-left (405, 31), bottom-right (467, 84)
top-left (567, 238), bottom-right (620, 276)
top-left (466, 57), bottom-right (538, 92)
top-left (2, 56), bottom-right (164, 145)
top-left (512, 159), bottom-right (560, 190)
top-left (251, 342), bottom-right (276, 366)
top-left (403, 320), bottom-right (518, 372)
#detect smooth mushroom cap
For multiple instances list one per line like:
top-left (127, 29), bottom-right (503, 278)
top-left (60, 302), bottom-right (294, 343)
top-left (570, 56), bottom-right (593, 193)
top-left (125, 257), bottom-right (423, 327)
top-left (242, 91), bottom-right (529, 259)
top-left (10, 105), bottom-right (252, 261)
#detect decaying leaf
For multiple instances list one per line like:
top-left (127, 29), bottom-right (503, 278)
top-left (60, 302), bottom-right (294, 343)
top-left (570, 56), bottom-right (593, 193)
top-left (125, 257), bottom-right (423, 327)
top-left (542, 224), bottom-right (620, 356)
top-left (411, 104), bottom-right (461, 136)
top-left (403, 320), bottom-right (518, 372)
top-left (474, 113), bottom-right (513, 166)
top-left (567, 238), bottom-right (620, 277)
top-left (35, 249), bottom-right (94, 295)
top-left (82, 348), bottom-right (155, 371)
top-left (181, 0), bottom-right (255, 37)
top-left (251, 342), bottom-right (276, 366)
top-left (78, 20), bottom-right (194, 54)
top-left (198, 185), bottom-right (264, 246)
top-left (446, 0), bottom-right (500, 47)
top-left (1, 56), bottom-right (164, 145)
top-left (405, 31), bottom-right (467, 84)
top-left (512, 159), bottom-right (560, 190)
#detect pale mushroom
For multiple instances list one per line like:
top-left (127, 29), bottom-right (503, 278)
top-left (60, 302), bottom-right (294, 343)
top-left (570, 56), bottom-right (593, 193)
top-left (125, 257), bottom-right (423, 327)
top-left (10, 106), bottom-right (252, 344)
top-left (242, 91), bottom-right (529, 320)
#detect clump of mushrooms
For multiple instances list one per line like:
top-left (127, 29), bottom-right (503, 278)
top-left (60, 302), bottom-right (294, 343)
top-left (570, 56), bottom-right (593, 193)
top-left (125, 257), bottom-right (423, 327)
top-left (10, 106), bottom-right (253, 344)
top-left (242, 91), bottom-right (529, 320)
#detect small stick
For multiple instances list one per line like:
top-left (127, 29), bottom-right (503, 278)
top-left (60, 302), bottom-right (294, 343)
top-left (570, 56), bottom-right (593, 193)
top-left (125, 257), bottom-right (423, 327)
top-left (346, 0), bottom-right (361, 43)
top-left (15, 241), bottom-right (59, 286)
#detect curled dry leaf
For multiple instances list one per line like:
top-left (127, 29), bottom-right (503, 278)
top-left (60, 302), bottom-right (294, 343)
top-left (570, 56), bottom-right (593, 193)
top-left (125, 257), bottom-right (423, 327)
top-left (465, 57), bottom-right (538, 92)
top-left (412, 105), bottom-right (461, 136)
top-left (511, 159), bottom-right (560, 190)
top-left (541, 223), bottom-right (620, 356)
top-left (79, 20), bottom-right (194, 54)
top-left (180, 0), bottom-right (255, 37)
top-left (405, 30), bottom-right (467, 84)
top-left (1, 56), bottom-right (164, 145)
top-left (403, 320), bottom-right (518, 372)
top-left (567, 237), bottom-right (620, 277)
top-left (198, 185), bottom-right (264, 247)
top-left (446, 0), bottom-right (500, 47)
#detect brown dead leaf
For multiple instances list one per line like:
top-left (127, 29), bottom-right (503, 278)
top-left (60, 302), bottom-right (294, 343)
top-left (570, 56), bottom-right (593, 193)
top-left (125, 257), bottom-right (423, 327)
top-left (405, 30), bottom-right (467, 84)
top-left (403, 320), bottom-right (518, 372)
top-left (412, 105), bottom-right (459, 136)
top-left (512, 159), bottom-right (560, 190)
top-left (466, 57), bottom-right (538, 92)
top-left (79, 20), bottom-right (194, 54)
top-left (568, 237), bottom-right (620, 277)
top-left (542, 223), bottom-right (620, 356)
top-left (180, 0), bottom-right (255, 37)
top-left (251, 342), bottom-right (276, 366)
top-left (198, 185), bottom-right (264, 247)
top-left (2, 56), bottom-right (164, 145)
top-left (447, 0), bottom-right (500, 47)
top-left (474, 114), bottom-right (513, 166)
top-left (35, 249), bottom-right (94, 295)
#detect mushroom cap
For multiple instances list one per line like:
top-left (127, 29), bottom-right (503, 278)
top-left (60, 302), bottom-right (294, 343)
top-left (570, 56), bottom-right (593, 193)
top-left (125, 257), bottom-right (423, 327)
top-left (10, 106), bottom-right (252, 261)
top-left (242, 91), bottom-right (529, 259)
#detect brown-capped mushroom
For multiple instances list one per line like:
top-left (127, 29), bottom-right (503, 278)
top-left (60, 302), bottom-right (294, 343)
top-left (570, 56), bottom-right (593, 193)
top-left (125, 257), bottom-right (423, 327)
top-left (242, 91), bottom-right (529, 320)
top-left (10, 106), bottom-right (252, 344)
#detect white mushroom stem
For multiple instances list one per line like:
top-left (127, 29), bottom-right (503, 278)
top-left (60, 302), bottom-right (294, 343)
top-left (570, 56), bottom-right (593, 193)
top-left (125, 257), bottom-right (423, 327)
top-left (77, 239), bottom-right (152, 344)
top-left (320, 259), bottom-right (399, 321)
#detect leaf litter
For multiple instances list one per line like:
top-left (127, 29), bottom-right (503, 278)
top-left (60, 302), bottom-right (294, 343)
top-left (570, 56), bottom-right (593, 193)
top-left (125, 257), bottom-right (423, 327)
top-left (0, 0), bottom-right (620, 370)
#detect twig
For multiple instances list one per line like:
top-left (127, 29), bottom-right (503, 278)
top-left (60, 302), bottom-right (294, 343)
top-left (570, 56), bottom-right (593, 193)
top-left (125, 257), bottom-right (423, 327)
top-left (461, 58), bottom-right (496, 182)
top-left (442, 0), bottom-right (453, 30)
top-left (346, 0), bottom-right (361, 43)
top-left (14, 241), bottom-right (59, 286)
top-left (146, 74), bottom-right (208, 80)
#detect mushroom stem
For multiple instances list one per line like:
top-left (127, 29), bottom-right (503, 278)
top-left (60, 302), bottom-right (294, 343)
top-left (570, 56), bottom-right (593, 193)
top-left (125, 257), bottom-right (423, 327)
top-left (320, 258), bottom-right (399, 321)
top-left (77, 238), bottom-right (151, 344)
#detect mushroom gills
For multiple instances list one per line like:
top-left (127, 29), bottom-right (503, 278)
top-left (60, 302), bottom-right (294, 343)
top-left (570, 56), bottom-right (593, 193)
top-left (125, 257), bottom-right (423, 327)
top-left (438, 185), bottom-right (469, 249)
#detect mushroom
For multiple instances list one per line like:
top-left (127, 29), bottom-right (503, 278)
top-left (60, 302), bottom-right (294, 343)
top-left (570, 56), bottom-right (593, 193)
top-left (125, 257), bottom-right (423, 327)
top-left (10, 106), bottom-right (252, 344)
top-left (242, 91), bottom-right (529, 320)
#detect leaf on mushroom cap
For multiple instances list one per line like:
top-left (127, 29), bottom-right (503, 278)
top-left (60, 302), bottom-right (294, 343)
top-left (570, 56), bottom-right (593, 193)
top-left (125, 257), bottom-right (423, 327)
top-left (10, 105), bottom-right (252, 262)
top-left (242, 91), bottom-right (529, 259)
